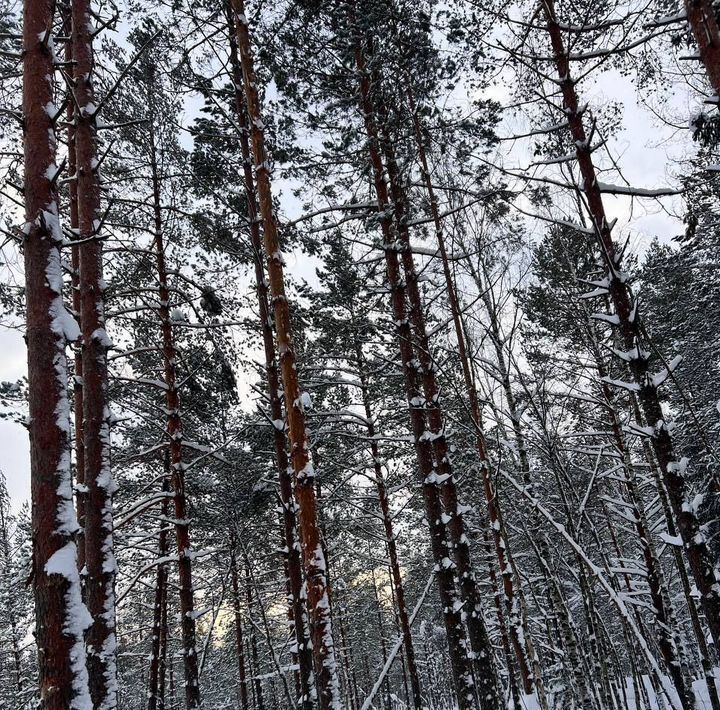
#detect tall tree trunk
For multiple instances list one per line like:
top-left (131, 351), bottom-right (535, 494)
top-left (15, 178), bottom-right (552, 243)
top-left (149, 470), bottom-right (171, 710)
top-left (61, 0), bottom-right (86, 579)
top-left (541, 0), bottom-right (720, 655)
top-left (223, 6), bottom-right (314, 705)
top-left (147, 72), bottom-right (201, 710)
top-left (229, 536), bottom-right (250, 710)
top-left (71, 0), bottom-right (118, 704)
top-left (403, 76), bottom-right (540, 701)
top-left (685, 0), bottom-right (720, 94)
top-left (22, 1), bottom-right (91, 707)
top-left (351, 331), bottom-right (423, 710)
top-left (352, 30), bottom-right (478, 710)
top-left (231, 4), bottom-right (341, 707)
top-left (370, 67), bottom-right (500, 707)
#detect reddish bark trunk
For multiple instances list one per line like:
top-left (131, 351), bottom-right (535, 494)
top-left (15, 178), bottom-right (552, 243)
top-left (542, 0), bottom-right (720, 652)
top-left (231, 4), bottom-right (341, 707)
top-left (147, 71), bottom-right (202, 709)
top-left (22, 1), bottom-right (90, 707)
top-left (685, 0), bottom-right (720, 95)
top-left (148, 471), bottom-right (171, 710)
top-left (353, 34), bottom-right (478, 710)
top-left (230, 539), bottom-right (250, 710)
top-left (224, 6), bottom-right (314, 705)
top-left (61, 1), bottom-right (86, 577)
top-left (71, 0), bottom-right (118, 704)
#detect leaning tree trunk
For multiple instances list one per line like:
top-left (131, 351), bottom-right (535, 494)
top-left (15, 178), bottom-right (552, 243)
top-left (231, 3), bottom-right (341, 707)
top-left (22, 1), bottom-right (91, 708)
top-left (147, 74), bottom-right (202, 710)
top-left (541, 0), bottom-right (720, 655)
top-left (71, 0), bottom-right (118, 704)
top-left (224, 6), bottom-right (315, 705)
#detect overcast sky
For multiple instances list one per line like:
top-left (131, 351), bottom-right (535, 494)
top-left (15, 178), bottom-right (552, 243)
top-left (0, 21), bottom-right (702, 513)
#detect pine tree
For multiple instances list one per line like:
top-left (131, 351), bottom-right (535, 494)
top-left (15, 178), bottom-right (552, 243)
top-left (21, 2), bottom-right (91, 706)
